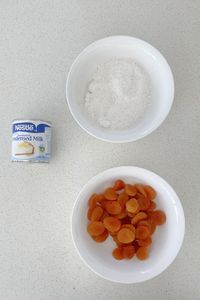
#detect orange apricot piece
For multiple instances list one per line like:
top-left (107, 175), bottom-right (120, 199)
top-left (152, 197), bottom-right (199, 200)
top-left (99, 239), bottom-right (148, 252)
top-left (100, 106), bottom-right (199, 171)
top-left (121, 224), bottom-right (136, 233)
top-left (105, 201), bottom-right (122, 215)
top-left (123, 245), bottom-right (135, 259)
top-left (115, 210), bottom-right (127, 219)
top-left (93, 230), bottom-right (108, 243)
top-left (88, 194), bottom-right (98, 209)
top-left (135, 226), bottom-right (150, 240)
top-left (147, 201), bottom-right (157, 211)
top-left (117, 192), bottom-right (129, 209)
top-left (112, 247), bottom-right (124, 260)
top-left (127, 212), bottom-right (136, 218)
top-left (87, 221), bottom-right (105, 237)
top-left (131, 212), bottom-right (147, 225)
top-left (91, 206), bottom-right (104, 222)
top-left (137, 196), bottom-right (150, 211)
top-left (113, 179), bottom-right (125, 191)
top-left (87, 207), bottom-right (93, 220)
top-left (104, 187), bottom-right (118, 200)
top-left (136, 247), bottom-right (149, 260)
top-left (137, 236), bottom-right (152, 247)
top-left (137, 220), bottom-right (151, 229)
top-left (126, 198), bottom-right (139, 214)
top-left (125, 184), bottom-right (137, 197)
top-left (117, 228), bottom-right (135, 244)
top-left (150, 210), bottom-right (166, 225)
top-left (112, 235), bottom-right (124, 246)
top-left (135, 184), bottom-right (147, 197)
top-left (144, 185), bottom-right (156, 200)
top-left (103, 216), bottom-right (121, 233)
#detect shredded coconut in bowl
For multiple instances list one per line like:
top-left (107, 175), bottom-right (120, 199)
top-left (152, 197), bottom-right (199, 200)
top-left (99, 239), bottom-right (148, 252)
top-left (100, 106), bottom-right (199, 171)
top-left (84, 58), bottom-right (151, 129)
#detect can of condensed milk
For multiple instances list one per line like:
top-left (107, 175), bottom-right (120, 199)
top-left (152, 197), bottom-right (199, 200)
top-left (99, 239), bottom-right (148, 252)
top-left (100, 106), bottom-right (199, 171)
top-left (11, 119), bottom-right (52, 162)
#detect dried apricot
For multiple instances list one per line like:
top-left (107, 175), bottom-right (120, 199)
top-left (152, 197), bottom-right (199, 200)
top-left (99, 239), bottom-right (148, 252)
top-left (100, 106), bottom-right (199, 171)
top-left (144, 185), bottom-right (156, 200)
top-left (113, 179), bottom-right (125, 191)
top-left (91, 206), bottom-right (104, 221)
top-left (104, 188), bottom-right (117, 200)
top-left (117, 192), bottom-right (129, 209)
top-left (117, 228), bottom-right (135, 244)
top-left (112, 235), bottom-right (123, 246)
top-left (147, 201), bottom-right (156, 211)
top-left (115, 210), bottom-right (127, 219)
top-left (93, 230), bottom-right (108, 242)
top-left (88, 194), bottom-right (98, 209)
top-left (126, 198), bottom-right (139, 214)
top-left (150, 210), bottom-right (166, 225)
top-left (137, 236), bottom-right (152, 247)
top-left (137, 195), bottom-right (150, 211)
top-left (103, 216), bottom-right (121, 233)
top-left (121, 224), bottom-right (135, 233)
top-left (135, 226), bottom-right (150, 240)
top-left (131, 212), bottom-right (147, 225)
top-left (123, 245), bottom-right (135, 259)
top-left (135, 184), bottom-right (147, 197)
top-left (136, 247), bottom-right (149, 260)
top-left (125, 184), bottom-right (137, 197)
top-left (127, 212), bottom-right (136, 218)
top-left (105, 201), bottom-right (122, 215)
top-left (87, 207), bottom-right (93, 220)
top-left (87, 221), bottom-right (105, 237)
top-left (112, 247), bottom-right (123, 260)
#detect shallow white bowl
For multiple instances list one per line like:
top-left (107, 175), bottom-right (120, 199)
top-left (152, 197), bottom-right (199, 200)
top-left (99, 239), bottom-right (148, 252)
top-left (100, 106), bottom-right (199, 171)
top-left (71, 166), bottom-right (185, 283)
top-left (66, 36), bottom-right (174, 143)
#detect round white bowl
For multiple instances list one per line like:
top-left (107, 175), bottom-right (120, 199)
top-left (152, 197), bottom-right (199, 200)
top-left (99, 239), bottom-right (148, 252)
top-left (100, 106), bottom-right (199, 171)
top-left (71, 166), bottom-right (185, 283)
top-left (66, 36), bottom-right (174, 143)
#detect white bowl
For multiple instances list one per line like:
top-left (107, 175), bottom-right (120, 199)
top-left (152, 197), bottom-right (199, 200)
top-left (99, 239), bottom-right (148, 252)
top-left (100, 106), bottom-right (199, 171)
top-left (66, 36), bottom-right (174, 143)
top-left (71, 166), bottom-right (185, 283)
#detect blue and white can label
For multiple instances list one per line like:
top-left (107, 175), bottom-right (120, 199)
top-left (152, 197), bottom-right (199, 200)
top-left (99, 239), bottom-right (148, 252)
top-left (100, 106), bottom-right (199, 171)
top-left (12, 120), bottom-right (52, 162)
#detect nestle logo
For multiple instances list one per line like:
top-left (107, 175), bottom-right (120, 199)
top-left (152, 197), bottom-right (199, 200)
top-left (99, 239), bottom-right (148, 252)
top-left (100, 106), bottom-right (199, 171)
top-left (14, 123), bottom-right (35, 132)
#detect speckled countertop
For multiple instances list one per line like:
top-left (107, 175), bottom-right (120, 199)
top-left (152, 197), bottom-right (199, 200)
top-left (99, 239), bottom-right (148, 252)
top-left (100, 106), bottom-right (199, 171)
top-left (0, 1), bottom-right (199, 299)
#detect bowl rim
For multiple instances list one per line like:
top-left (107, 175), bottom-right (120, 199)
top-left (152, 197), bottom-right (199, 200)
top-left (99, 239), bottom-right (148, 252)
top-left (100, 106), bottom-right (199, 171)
top-left (66, 35), bottom-right (175, 143)
top-left (71, 166), bottom-right (185, 283)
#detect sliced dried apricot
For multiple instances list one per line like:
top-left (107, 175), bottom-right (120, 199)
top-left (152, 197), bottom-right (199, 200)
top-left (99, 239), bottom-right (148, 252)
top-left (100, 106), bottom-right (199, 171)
top-left (93, 230), bottom-right (108, 242)
top-left (121, 224), bottom-right (135, 233)
top-left (91, 206), bottom-right (104, 221)
top-left (137, 236), bottom-right (152, 247)
top-left (147, 201), bottom-right (156, 211)
top-left (117, 192), bottom-right (129, 209)
top-left (126, 198), bottom-right (139, 214)
top-left (103, 216), bottom-right (121, 233)
top-left (112, 247), bottom-right (123, 260)
top-left (88, 194), bottom-right (98, 209)
top-left (131, 212), bottom-right (147, 225)
top-left (104, 187), bottom-right (117, 200)
top-left (135, 226), bottom-right (150, 240)
top-left (115, 211), bottom-right (127, 219)
top-left (144, 185), bottom-right (156, 200)
top-left (113, 179), bottom-right (125, 191)
top-left (150, 210), bottom-right (166, 225)
top-left (123, 245), bottom-right (135, 259)
top-left (117, 228), bottom-right (135, 244)
top-left (112, 235), bottom-right (123, 246)
top-left (135, 184), bottom-right (147, 197)
top-left (137, 220), bottom-right (151, 229)
top-left (137, 196), bottom-right (150, 211)
top-left (87, 207), bottom-right (93, 220)
top-left (127, 212), bottom-right (136, 218)
top-left (136, 247), bottom-right (149, 260)
top-left (87, 221), bottom-right (105, 237)
top-left (105, 201), bottom-right (122, 215)
top-left (125, 184), bottom-right (137, 197)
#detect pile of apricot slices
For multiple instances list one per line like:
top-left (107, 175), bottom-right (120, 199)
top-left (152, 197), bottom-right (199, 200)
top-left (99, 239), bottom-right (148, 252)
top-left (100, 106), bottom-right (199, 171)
top-left (87, 180), bottom-right (166, 260)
